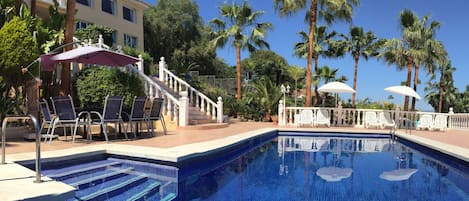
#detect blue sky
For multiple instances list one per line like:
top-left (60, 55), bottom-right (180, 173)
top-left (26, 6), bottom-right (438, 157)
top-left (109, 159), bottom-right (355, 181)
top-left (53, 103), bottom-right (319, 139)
top-left (147, 0), bottom-right (469, 111)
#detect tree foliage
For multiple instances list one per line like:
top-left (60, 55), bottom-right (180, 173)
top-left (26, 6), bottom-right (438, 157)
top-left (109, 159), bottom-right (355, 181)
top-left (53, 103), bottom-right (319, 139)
top-left (75, 24), bottom-right (114, 47)
top-left (210, 0), bottom-right (272, 99)
top-left (75, 67), bottom-right (144, 111)
top-left (0, 16), bottom-right (39, 87)
top-left (241, 50), bottom-right (289, 85)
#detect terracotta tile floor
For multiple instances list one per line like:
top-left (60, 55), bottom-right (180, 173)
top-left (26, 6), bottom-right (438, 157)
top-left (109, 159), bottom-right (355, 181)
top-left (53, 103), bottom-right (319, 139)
top-left (3, 122), bottom-right (468, 155)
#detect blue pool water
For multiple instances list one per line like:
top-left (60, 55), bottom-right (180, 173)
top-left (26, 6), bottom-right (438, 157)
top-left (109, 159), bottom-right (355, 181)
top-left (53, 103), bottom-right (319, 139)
top-left (31, 132), bottom-right (469, 201)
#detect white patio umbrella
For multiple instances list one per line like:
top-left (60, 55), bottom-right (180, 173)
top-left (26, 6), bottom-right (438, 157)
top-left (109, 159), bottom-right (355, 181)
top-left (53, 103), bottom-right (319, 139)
top-left (316, 167), bottom-right (353, 182)
top-left (384, 86), bottom-right (421, 100)
top-left (318, 82), bottom-right (355, 107)
top-left (318, 81), bottom-right (356, 93)
top-left (379, 168), bottom-right (418, 181)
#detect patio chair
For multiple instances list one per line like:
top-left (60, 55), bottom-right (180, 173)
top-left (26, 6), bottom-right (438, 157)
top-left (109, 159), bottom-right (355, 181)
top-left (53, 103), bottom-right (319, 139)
top-left (88, 95), bottom-right (126, 143)
top-left (122, 96), bottom-right (148, 138)
top-left (416, 114), bottom-right (433, 131)
top-left (297, 109), bottom-right (314, 127)
top-left (39, 99), bottom-right (58, 143)
top-left (364, 112), bottom-right (380, 129)
top-left (146, 97), bottom-right (167, 136)
top-left (50, 95), bottom-right (90, 142)
top-left (315, 109), bottom-right (330, 127)
top-left (379, 112), bottom-right (396, 129)
top-left (433, 114), bottom-right (447, 131)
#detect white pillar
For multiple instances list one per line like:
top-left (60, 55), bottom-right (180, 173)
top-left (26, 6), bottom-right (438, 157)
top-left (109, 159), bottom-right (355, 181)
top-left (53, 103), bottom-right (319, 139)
top-left (278, 100), bottom-right (285, 126)
top-left (159, 57), bottom-right (165, 82)
top-left (217, 97), bottom-right (223, 123)
top-left (98, 34), bottom-right (104, 48)
top-left (137, 54), bottom-right (144, 73)
top-left (448, 107), bottom-right (454, 129)
top-left (179, 91), bottom-right (189, 127)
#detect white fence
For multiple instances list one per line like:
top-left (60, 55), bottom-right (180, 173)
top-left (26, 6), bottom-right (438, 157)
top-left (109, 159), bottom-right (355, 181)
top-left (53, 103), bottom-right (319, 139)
top-left (278, 101), bottom-right (469, 130)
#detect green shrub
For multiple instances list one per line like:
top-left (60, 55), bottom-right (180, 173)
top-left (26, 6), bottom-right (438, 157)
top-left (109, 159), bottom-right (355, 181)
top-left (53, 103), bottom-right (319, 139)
top-left (75, 67), bottom-right (144, 111)
top-left (0, 77), bottom-right (15, 121)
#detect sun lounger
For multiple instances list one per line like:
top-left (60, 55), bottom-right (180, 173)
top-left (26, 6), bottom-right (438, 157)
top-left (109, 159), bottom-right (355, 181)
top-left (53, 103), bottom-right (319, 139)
top-left (416, 114), bottom-right (433, 131)
top-left (364, 112), bottom-right (380, 129)
top-left (433, 114), bottom-right (447, 131)
top-left (379, 112), bottom-right (395, 129)
top-left (297, 110), bottom-right (314, 127)
top-left (316, 109), bottom-right (330, 127)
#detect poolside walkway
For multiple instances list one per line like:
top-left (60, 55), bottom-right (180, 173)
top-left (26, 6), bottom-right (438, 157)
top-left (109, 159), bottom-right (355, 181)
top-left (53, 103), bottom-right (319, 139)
top-left (3, 122), bottom-right (469, 154)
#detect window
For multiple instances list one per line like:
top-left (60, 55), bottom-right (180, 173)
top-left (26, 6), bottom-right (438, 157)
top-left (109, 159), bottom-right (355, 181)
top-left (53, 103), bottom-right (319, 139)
top-left (102, 0), bottom-right (116, 15)
top-left (124, 34), bottom-right (137, 48)
top-left (112, 31), bottom-right (117, 46)
top-left (77, 0), bottom-right (92, 7)
top-left (75, 21), bottom-right (92, 30)
top-left (123, 6), bottom-right (136, 23)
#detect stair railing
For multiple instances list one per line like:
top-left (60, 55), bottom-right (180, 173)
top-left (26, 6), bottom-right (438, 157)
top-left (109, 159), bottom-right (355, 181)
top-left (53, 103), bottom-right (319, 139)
top-left (158, 57), bottom-right (223, 123)
top-left (128, 65), bottom-right (181, 125)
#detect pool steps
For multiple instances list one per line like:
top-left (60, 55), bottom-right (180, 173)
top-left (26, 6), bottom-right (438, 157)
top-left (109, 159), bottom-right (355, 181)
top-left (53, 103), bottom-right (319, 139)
top-left (44, 159), bottom-right (177, 201)
top-left (45, 161), bottom-right (121, 179)
top-left (68, 167), bottom-right (133, 187)
top-left (127, 180), bottom-right (161, 201)
top-left (79, 175), bottom-right (146, 200)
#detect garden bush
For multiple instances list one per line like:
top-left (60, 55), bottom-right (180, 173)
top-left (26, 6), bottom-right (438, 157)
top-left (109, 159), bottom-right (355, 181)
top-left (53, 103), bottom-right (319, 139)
top-left (75, 67), bottom-right (144, 111)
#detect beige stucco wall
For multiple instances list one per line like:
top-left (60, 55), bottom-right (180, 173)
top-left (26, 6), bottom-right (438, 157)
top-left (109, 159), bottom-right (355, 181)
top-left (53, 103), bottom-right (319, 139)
top-left (75, 0), bottom-right (147, 50)
top-left (29, 0), bottom-right (149, 51)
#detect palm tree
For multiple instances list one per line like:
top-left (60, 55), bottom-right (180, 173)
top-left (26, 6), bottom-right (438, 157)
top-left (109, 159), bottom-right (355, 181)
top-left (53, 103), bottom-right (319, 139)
top-left (316, 65), bottom-right (346, 105)
top-left (380, 9), bottom-right (418, 111)
top-left (251, 78), bottom-right (282, 121)
top-left (405, 15), bottom-right (446, 111)
top-left (294, 26), bottom-right (338, 105)
top-left (287, 65), bottom-right (304, 106)
top-left (338, 26), bottom-right (385, 107)
top-left (425, 59), bottom-right (456, 113)
top-left (210, 1), bottom-right (272, 100)
top-left (60, 0), bottom-right (76, 95)
top-left (274, 0), bottom-right (359, 106)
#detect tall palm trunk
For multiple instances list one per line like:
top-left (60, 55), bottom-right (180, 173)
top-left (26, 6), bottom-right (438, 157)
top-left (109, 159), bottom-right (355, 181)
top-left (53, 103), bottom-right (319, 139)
top-left (352, 51), bottom-right (359, 107)
top-left (14, 0), bottom-right (21, 15)
top-left (313, 54), bottom-right (319, 106)
top-left (236, 44), bottom-right (242, 100)
top-left (404, 56), bottom-right (413, 111)
top-left (60, 0), bottom-right (76, 95)
top-left (411, 64), bottom-right (419, 111)
top-left (31, 0), bottom-right (36, 17)
top-left (305, 0), bottom-right (318, 107)
top-left (438, 70), bottom-right (444, 113)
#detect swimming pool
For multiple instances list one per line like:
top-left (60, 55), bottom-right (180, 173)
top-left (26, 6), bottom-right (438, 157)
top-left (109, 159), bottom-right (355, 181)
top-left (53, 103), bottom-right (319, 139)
top-left (24, 132), bottom-right (469, 200)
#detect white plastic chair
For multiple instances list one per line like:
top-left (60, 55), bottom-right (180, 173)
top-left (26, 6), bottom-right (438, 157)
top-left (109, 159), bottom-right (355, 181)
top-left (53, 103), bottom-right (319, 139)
top-left (433, 114), bottom-right (447, 131)
top-left (365, 112), bottom-right (380, 128)
top-left (297, 110), bottom-right (314, 127)
top-left (316, 109), bottom-right (330, 127)
top-left (417, 114), bottom-right (433, 131)
top-left (379, 112), bottom-right (395, 129)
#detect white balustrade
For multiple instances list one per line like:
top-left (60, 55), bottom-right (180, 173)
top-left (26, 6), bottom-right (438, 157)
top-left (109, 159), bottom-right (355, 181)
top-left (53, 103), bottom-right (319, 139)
top-left (280, 105), bottom-right (468, 131)
top-left (157, 58), bottom-right (224, 124)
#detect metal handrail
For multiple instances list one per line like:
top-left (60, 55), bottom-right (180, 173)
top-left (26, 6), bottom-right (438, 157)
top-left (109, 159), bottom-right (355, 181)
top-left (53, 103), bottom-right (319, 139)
top-left (1, 115), bottom-right (42, 183)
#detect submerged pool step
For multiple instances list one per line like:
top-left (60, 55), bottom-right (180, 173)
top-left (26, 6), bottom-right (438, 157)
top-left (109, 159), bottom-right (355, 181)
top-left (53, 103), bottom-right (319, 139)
top-left (160, 193), bottom-right (177, 201)
top-left (68, 167), bottom-right (134, 187)
top-left (45, 161), bottom-right (122, 180)
top-left (114, 179), bottom-right (161, 201)
top-left (76, 174), bottom-right (146, 201)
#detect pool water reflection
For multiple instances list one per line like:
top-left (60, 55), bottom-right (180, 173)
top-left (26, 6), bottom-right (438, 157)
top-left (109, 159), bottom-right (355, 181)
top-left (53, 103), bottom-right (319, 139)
top-left (179, 134), bottom-right (469, 201)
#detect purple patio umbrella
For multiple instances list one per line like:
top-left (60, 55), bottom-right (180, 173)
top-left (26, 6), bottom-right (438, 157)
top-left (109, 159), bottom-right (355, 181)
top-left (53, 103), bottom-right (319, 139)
top-left (48, 46), bottom-right (139, 68)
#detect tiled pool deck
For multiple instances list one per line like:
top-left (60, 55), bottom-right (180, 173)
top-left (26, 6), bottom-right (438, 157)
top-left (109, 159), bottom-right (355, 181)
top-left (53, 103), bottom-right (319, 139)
top-left (1, 122), bottom-right (468, 200)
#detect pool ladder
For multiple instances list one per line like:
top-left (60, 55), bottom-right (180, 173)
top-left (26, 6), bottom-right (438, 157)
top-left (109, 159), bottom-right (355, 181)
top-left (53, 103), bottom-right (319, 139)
top-left (1, 115), bottom-right (42, 183)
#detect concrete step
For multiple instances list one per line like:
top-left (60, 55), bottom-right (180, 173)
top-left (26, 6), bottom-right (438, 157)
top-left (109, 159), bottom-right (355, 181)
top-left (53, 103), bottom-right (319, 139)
top-left (180, 123), bottom-right (229, 130)
top-left (189, 119), bottom-right (217, 125)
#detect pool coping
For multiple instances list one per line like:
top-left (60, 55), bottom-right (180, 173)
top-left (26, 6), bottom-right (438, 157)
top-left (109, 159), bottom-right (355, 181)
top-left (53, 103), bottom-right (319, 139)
top-left (2, 127), bottom-right (468, 200)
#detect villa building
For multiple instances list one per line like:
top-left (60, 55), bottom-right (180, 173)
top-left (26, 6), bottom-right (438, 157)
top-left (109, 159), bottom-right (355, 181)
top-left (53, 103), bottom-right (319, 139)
top-left (25, 0), bottom-right (150, 50)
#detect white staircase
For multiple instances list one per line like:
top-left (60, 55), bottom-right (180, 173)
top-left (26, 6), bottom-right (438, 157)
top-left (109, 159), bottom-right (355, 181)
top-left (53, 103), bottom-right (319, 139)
top-left (129, 57), bottom-right (224, 127)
